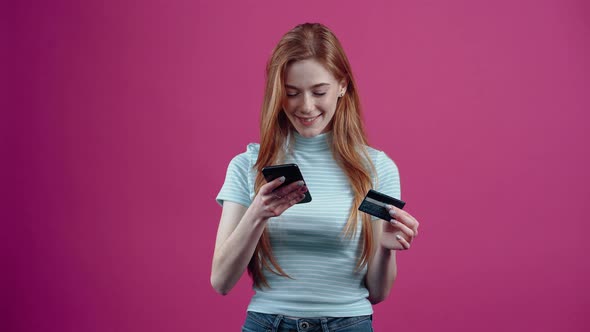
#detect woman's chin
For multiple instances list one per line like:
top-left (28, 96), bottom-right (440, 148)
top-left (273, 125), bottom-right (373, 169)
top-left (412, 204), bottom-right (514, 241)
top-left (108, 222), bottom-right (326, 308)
top-left (294, 126), bottom-right (326, 138)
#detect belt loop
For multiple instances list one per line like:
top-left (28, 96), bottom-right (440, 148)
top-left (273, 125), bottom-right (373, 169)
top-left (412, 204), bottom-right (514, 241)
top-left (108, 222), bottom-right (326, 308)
top-left (271, 314), bottom-right (284, 332)
top-left (320, 317), bottom-right (329, 332)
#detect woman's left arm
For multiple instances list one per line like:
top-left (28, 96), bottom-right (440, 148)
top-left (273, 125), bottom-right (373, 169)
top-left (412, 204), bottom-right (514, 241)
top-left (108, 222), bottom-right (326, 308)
top-left (366, 206), bottom-right (420, 304)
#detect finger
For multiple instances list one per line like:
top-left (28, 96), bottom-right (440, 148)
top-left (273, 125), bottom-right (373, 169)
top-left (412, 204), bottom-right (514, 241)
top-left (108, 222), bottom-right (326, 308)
top-left (400, 210), bottom-right (420, 236)
top-left (396, 234), bottom-right (411, 250)
top-left (287, 193), bottom-right (306, 207)
top-left (385, 205), bottom-right (400, 220)
top-left (260, 176), bottom-right (286, 195)
top-left (263, 187), bottom-right (305, 217)
top-left (386, 206), bottom-right (419, 237)
top-left (273, 180), bottom-right (306, 198)
top-left (274, 192), bottom-right (306, 214)
top-left (275, 185), bottom-right (307, 207)
top-left (389, 219), bottom-right (416, 239)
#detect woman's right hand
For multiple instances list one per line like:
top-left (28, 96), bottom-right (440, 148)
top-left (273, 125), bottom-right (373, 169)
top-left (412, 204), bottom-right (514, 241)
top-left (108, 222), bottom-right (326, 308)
top-left (250, 176), bottom-right (308, 220)
top-left (211, 176), bottom-right (307, 295)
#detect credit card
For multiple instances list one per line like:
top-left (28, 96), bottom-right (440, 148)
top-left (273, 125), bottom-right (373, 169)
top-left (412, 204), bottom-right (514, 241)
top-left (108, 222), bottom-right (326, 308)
top-left (358, 189), bottom-right (406, 221)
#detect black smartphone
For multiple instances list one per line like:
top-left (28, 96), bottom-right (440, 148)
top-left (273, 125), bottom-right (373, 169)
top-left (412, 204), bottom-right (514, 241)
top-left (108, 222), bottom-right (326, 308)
top-left (358, 189), bottom-right (406, 221)
top-left (262, 163), bottom-right (312, 204)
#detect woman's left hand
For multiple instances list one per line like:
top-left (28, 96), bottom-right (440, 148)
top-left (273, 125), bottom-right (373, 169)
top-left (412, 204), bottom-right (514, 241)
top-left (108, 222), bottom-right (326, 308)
top-left (380, 205), bottom-right (420, 250)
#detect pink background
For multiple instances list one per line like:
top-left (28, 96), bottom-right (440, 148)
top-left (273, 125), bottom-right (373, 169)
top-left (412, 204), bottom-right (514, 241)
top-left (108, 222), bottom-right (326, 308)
top-left (7, 0), bottom-right (589, 331)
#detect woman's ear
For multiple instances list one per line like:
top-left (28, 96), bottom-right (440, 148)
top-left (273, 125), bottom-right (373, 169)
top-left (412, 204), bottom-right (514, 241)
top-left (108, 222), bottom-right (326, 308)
top-left (338, 80), bottom-right (348, 97)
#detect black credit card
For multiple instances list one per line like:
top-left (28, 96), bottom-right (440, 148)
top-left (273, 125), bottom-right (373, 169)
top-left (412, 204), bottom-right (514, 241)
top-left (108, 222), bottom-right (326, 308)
top-left (358, 189), bottom-right (406, 221)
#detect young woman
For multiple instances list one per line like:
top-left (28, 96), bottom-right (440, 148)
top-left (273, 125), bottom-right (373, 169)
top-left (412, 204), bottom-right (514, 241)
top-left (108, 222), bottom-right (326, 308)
top-left (212, 23), bottom-right (420, 332)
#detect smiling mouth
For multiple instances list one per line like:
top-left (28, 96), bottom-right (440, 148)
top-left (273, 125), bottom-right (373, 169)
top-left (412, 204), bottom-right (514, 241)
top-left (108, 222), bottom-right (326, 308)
top-left (297, 115), bottom-right (320, 123)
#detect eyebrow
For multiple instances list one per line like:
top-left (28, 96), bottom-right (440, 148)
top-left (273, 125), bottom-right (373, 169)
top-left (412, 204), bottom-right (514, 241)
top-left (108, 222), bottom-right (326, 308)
top-left (285, 83), bottom-right (331, 89)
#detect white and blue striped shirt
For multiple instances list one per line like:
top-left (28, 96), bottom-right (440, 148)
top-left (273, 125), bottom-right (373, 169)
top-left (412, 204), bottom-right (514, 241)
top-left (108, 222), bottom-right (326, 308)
top-left (216, 131), bottom-right (400, 317)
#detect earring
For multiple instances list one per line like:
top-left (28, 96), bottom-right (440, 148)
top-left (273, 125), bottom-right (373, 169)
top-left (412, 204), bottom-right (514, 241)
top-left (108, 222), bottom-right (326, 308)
top-left (339, 92), bottom-right (345, 97)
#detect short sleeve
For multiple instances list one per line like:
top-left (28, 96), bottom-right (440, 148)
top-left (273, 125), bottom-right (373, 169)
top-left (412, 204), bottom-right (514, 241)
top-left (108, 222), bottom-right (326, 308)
top-left (374, 151), bottom-right (401, 200)
top-left (216, 143), bottom-right (260, 207)
top-left (216, 152), bottom-right (254, 207)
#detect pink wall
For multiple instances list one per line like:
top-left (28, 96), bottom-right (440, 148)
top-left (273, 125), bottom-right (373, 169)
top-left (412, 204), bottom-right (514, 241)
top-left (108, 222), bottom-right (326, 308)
top-left (8, 0), bottom-right (589, 331)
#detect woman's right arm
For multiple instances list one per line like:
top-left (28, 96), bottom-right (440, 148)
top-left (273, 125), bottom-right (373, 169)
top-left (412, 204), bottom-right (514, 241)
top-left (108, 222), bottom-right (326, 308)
top-left (210, 177), bottom-right (307, 295)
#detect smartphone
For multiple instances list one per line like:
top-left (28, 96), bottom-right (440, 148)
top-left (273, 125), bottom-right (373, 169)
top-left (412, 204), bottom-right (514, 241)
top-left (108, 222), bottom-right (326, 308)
top-left (262, 163), bottom-right (312, 204)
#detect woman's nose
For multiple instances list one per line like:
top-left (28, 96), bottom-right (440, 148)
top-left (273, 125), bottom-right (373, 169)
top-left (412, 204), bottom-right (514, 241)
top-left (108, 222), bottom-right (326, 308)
top-left (301, 93), bottom-right (314, 113)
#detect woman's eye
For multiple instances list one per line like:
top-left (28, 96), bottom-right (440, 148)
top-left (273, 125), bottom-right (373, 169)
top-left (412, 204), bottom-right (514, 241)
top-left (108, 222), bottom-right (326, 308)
top-left (314, 92), bottom-right (326, 96)
top-left (286, 92), bottom-right (299, 97)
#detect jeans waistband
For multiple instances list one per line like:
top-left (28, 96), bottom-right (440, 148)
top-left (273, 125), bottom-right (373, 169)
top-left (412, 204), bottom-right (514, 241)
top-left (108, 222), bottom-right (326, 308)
top-left (244, 311), bottom-right (373, 332)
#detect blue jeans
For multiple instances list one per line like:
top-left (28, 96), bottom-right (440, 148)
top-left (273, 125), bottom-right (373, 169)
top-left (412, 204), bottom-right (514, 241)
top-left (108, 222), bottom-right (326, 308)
top-left (242, 311), bottom-right (373, 332)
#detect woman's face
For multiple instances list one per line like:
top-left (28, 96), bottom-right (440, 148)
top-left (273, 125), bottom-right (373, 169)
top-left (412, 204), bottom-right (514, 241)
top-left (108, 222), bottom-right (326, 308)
top-left (282, 58), bottom-right (346, 138)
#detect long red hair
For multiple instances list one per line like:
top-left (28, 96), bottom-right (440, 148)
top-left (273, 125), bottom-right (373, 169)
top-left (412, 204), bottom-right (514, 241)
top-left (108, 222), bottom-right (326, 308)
top-left (250, 23), bottom-right (375, 288)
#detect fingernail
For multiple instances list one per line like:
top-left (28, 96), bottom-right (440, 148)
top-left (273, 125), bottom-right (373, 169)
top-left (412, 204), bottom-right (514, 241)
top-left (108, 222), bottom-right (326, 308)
top-left (279, 176), bottom-right (286, 183)
top-left (390, 219), bottom-right (397, 225)
top-left (395, 234), bottom-right (402, 241)
top-left (297, 180), bottom-right (304, 186)
top-left (388, 208), bottom-right (396, 217)
top-left (385, 204), bottom-right (392, 210)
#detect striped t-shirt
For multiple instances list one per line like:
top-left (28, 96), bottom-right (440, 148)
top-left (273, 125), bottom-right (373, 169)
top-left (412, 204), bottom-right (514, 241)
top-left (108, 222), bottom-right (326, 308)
top-left (216, 131), bottom-right (400, 317)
